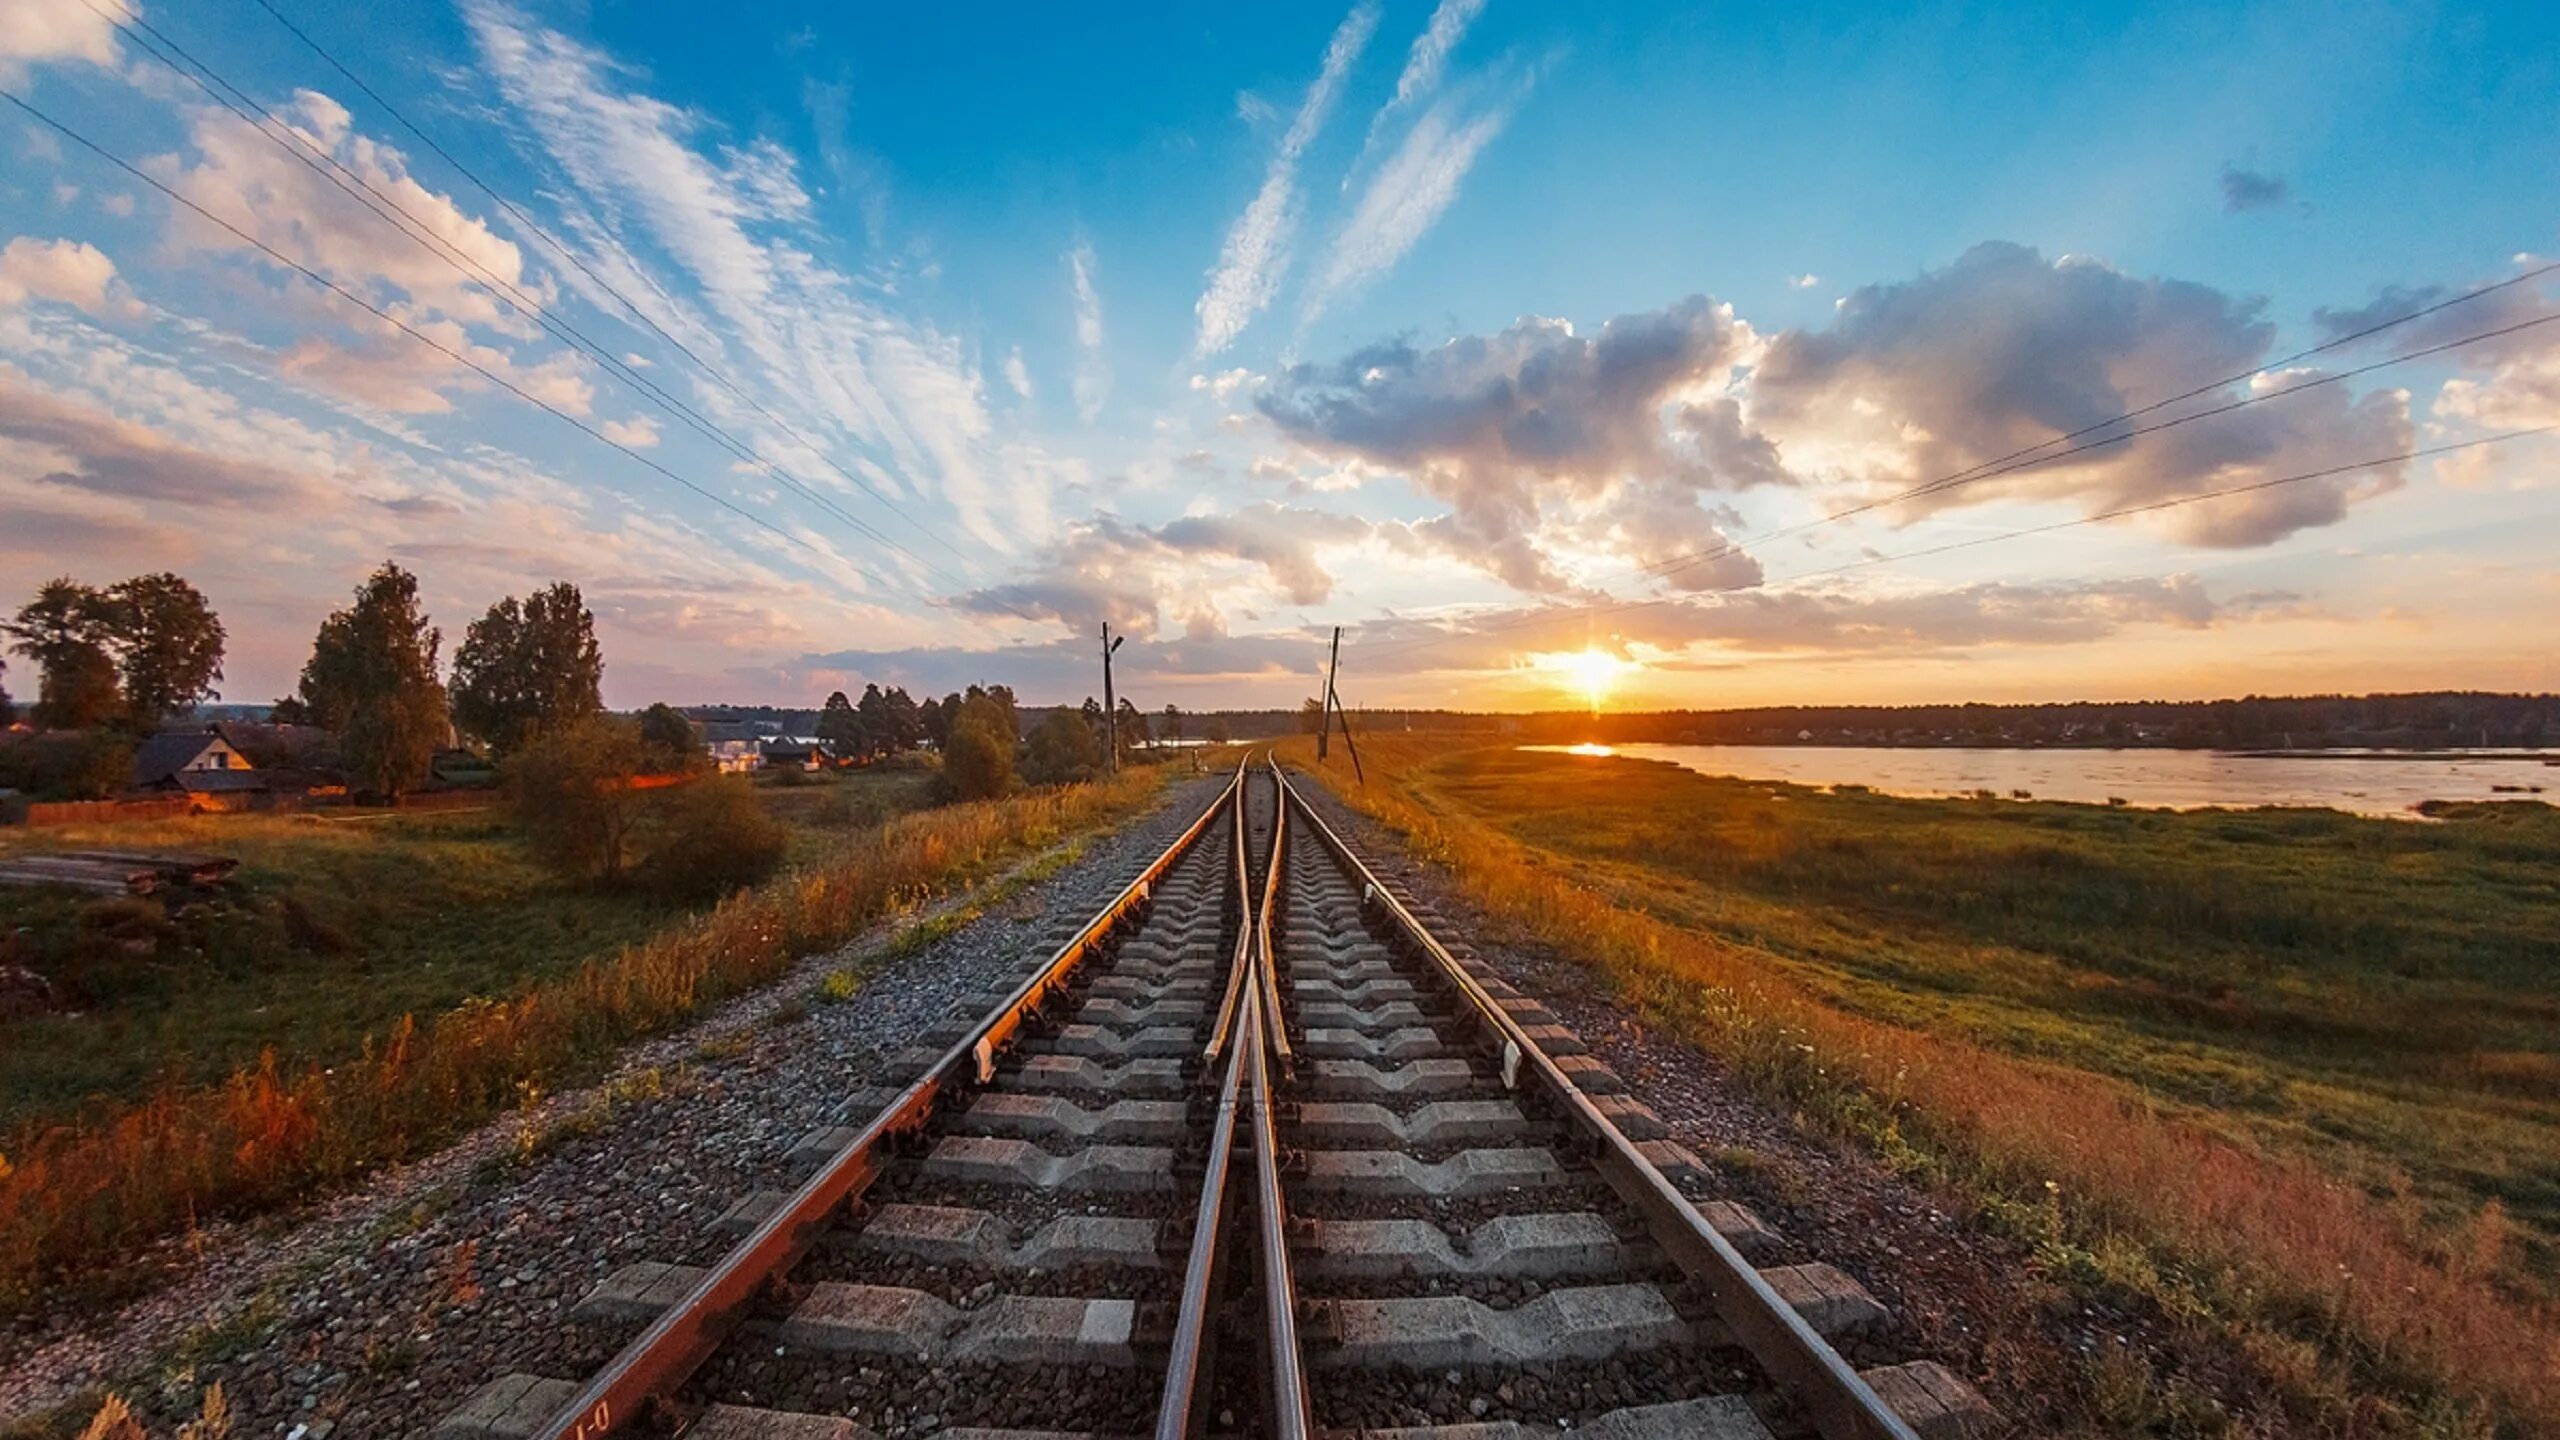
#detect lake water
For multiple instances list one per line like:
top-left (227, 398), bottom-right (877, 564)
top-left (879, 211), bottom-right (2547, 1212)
top-left (1522, 744), bottom-right (2560, 818)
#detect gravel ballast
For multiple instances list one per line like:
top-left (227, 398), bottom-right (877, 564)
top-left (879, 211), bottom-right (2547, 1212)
top-left (0, 773), bottom-right (1228, 1437)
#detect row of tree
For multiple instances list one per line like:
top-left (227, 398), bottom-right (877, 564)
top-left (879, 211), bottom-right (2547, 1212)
top-left (2, 574), bottom-right (227, 729)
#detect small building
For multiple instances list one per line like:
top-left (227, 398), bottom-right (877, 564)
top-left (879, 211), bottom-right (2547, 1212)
top-left (133, 730), bottom-right (252, 787)
top-left (760, 737), bottom-right (833, 771)
top-left (700, 721), bottom-right (767, 774)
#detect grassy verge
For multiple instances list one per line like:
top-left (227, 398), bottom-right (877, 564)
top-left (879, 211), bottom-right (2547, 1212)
top-left (0, 766), bottom-right (1163, 1315)
top-left (0, 766), bottom-right (937, 1132)
top-left (1285, 738), bottom-right (2560, 1436)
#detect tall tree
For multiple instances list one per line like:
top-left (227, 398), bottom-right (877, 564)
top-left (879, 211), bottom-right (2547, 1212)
top-left (854, 683), bottom-right (893, 760)
top-left (637, 702), bottom-right (701, 773)
top-left (816, 689), bottom-right (868, 759)
top-left (107, 572), bottom-right (225, 725)
top-left (1116, 697), bottom-right (1150, 753)
top-left (449, 582), bottom-right (604, 754)
top-left (882, 686), bottom-right (925, 751)
top-left (299, 564), bottom-right (448, 799)
top-left (943, 691), bottom-right (1015, 800)
top-left (4, 578), bottom-right (122, 728)
top-left (918, 694), bottom-right (948, 749)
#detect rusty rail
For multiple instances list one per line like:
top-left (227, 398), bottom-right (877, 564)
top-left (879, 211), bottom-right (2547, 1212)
top-left (1158, 760), bottom-right (1260, 1435)
top-left (530, 767), bottom-right (1243, 1440)
top-left (1271, 765), bottom-right (1924, 1440)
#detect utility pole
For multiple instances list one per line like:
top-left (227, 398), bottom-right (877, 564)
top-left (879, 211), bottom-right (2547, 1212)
top-left (1318, 628), bottom-right (1340, 761)
top-left (1100, 624), bottom-right (1126, 773)
top-left (1320, 626), bottom-right (1365, 785)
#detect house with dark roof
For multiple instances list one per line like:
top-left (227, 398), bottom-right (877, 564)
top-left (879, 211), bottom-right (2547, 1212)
top-left (133, 731), bottom-right (251, 787)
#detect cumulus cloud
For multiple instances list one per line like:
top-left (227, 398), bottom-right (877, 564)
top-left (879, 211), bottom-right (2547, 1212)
top-left (2313, 267), bottom-right (2560, 431)
top-left (1260, 298), bottom-right (1775, 590)
top-left (1068, 240), bottom-right (1108, 421)
top-left (153, 91), bottom-right (533, 333)
top-left (2219, 165), bottom-right (2291, 213)
top-left (1193, 3), bottom-right (1379, 357)
top-left (0, 0), bottom-right (120, 80)
top-left (599, 414), bottom-right (661, 448)
top-left (1001, 345), bottom-right (1033, 400)
top-left (1751, 241), bottom-right (2413, 546)
top-left (0, 236), bottom-right (137, 317)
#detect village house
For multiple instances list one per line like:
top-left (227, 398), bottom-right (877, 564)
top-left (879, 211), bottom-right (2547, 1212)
top-left (132, 730), bottom-right (267, 811)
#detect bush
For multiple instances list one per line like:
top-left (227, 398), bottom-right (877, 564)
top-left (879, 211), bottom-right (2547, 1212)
top-left (1022, 708), bottom-right (1098, 786)
top-left (503, 719), bottom-right (646, 881)
top-left (633, 777), bottom-right (786, 901)
top-left (942, 695), bottom-right (1015, 801)
top-left (0, 730), bottom-right (137, 801)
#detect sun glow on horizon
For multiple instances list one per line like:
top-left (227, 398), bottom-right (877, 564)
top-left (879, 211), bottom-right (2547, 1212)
top-left (1537, 647), bottom-right (1638, 711)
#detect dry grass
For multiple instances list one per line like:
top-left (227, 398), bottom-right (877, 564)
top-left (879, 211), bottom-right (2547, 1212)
top-left (0, 767), bottom-right (1161, 1313)
top-left (1285, 737), bottom-right (2560, 1436)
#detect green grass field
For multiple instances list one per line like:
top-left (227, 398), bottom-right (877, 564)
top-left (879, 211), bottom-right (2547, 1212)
top-left (0, 766), bottom-right (936, 1133)
top-left (1417, 748), bottom-right (2560, 1284)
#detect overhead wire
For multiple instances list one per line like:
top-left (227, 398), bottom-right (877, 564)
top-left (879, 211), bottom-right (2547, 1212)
top-left (3, 86), bottom-right (843, 564)
top-left (79, 0), bottom-right (977, 599)
top-left (235, 0), bottom-right (986, 572)
top-left (1359, 425), bottom-right (2554, 663)
top-left (1357, 278), bottom-right (2559, 662)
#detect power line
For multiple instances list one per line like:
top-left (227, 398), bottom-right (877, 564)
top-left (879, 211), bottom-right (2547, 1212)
top-left (1359, 425), bottom-right (2553, 663)
top-left (2, 85), bottom-right (847, 566)
top-left (237, 0), bottom-right (985, 573)
top-left (80, 0), bottom-right (971, 597)
top-left (1627, 255), bottom-right (2560, 586)
top-left (1360, 291), bottom-right (2560, 663)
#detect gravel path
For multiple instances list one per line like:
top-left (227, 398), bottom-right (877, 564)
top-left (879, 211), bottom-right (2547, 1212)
top-left (0, 773), bottom-right (1228, 1438)
top-left (1283, 767), bottom-right (2292, 1440)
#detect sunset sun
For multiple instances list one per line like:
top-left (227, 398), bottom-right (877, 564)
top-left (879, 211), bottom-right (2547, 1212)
top-left (1543, 647), bottom-right (1636, 710)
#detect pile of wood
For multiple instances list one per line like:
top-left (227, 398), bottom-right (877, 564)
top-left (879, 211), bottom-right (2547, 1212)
top-left (0, 849), bottom-right (239, 897)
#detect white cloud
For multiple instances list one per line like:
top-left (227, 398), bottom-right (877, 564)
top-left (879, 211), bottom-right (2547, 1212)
top-left (1306, 80), bottom-right (1522, 321)
top-left (152, 92), bottom-right (534, 334)
top-left (599, 415), bottom-right (661, 448)
top-left (0, 0), bottom-right (120, 80)
top-left (1001, 345), bottom-right (1034, 400)
top-left (0, 236), bottom-right (137, 317)
top-left (466, 1), bottom-right (1015, 550)
top-left (1345, 0), bottom-right (1487, 183)
top-left (1788, 273), bottom-right (1820, 290)
top-left (1192, 3), bottom-right (1379, 357)
top-left (1068, 240), bottom-right (1107, 421)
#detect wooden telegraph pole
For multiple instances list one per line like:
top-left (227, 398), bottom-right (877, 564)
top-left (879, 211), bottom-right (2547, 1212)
top-left (1320, 626), bottom-right (1365, 784)
top-left (1100, 624), bottom-right (1126, 773)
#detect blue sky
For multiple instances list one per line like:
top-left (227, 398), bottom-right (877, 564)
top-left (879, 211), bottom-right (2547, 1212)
top-left (1, 0), bottom-right (2554, 711)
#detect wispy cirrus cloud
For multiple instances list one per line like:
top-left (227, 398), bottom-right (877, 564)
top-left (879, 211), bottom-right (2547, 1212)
top-left (1303, 72), bottom-right (1527, 323)
top-left (464, 0), bottom-right (1020, 552)
top-left (1192, 2), bottom-right (1379, 358)
top-left (1344, 0), bottom-right (1487, 185)
top-left (1068, 239), bottom-right (1108, 422)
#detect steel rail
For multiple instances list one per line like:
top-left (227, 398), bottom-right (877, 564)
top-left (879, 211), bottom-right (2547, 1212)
top-left (1202, 754), bottom-right (1258, 1066)
top-left (1248, 765), bottom-right (1316, 1437)
top-left (1252, 771), bottom-right (1293, 1069)
top-left (1157, 762), bottom-right (1261, 1435)
top-left (1271, 766), bottom-right (1924, 1440)
top-left (530, 768), bottom-right (1244, 1440)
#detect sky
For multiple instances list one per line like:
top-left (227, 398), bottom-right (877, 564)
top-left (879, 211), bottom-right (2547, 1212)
top-left (1, 0), bottom-right (2555, 714)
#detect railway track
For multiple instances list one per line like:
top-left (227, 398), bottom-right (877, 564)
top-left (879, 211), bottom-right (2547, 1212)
top-left (441, 760), bottom-right (1990, 1440)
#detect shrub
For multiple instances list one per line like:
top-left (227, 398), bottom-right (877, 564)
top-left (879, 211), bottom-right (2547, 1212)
top-left (633, 777), bottom-right (785, 902)
top-left (0, 730), bottom-right (138, 801)
top-left (1022, 708), bottom-right (1099, 786)
top-left (503, 718), bottom-right (646, 882)
top-left (943, 696), bottom-right (1015, 801)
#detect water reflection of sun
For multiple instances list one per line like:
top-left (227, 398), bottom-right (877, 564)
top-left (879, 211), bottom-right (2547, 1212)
top-left (1540, 647), bottom-right (1635, 710)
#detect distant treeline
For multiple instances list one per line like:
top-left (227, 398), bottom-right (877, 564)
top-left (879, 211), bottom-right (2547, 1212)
top-left (1163, 691), bottom-right (2560, 750)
